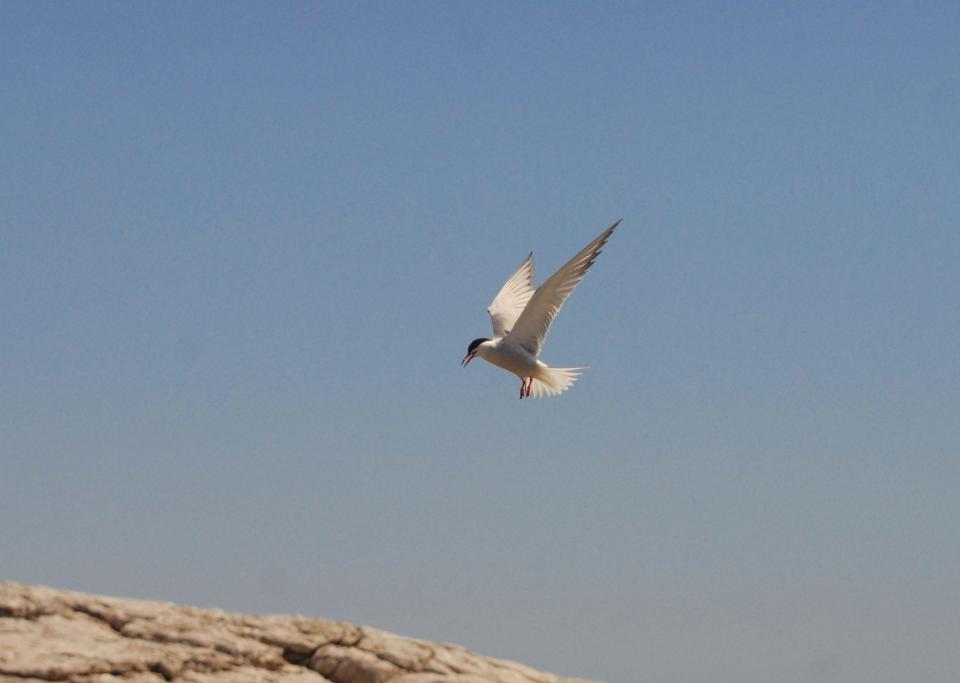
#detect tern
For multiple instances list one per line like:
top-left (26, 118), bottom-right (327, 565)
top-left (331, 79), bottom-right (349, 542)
top-left (461, 220), bottom-right (620, 399)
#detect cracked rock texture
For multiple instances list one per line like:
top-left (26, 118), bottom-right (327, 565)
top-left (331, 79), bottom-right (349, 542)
top-left (0, 583), bottom-right (594, 683)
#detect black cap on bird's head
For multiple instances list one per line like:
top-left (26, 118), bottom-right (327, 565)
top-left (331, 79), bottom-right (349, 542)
top-left (461, 337), bottom-right (490, 367)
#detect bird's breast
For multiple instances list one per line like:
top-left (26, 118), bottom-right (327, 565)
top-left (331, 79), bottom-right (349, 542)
top-left (481, 342), bottom-right (538, 376)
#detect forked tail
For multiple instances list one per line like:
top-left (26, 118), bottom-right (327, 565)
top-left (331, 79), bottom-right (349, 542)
top-left (529, 365), bottom-right (586, 398)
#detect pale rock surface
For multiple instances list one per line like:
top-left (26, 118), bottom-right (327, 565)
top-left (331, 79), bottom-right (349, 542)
top-left (0, 583), bottom-right (594, 683)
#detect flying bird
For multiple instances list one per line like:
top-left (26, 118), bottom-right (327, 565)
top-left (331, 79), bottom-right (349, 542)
top-left (461, 220), bottom-right (620, 399)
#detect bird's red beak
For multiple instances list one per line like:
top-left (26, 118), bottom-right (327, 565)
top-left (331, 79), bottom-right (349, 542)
top-left (461, 352), bottom-right (475, 367)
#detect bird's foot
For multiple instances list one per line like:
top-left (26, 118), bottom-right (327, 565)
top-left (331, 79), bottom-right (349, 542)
top-left (519, 377), bottom-right (533, 399)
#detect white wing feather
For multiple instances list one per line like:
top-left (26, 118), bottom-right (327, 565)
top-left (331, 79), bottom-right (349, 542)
top-left (507, 220), bottom-right (620, 356)
top-left (487, 252), bottom-right (535, 337)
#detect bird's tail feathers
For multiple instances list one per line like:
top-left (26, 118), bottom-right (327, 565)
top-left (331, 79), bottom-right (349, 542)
top-left (529, 365), bottom-right (585, 399)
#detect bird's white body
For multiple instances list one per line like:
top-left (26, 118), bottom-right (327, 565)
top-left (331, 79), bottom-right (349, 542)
top-left (470, 338), bottom-right (583, 399)
top-left (462, 220), bottom-right (620, 399)
top-left (472, 337), bottom-right (539, 376)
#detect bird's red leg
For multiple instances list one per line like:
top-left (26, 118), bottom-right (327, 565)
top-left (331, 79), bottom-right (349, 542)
top-left (526, 377), bottom-right (534, 397)
top-left (519, 378), bottom-right (525, 400)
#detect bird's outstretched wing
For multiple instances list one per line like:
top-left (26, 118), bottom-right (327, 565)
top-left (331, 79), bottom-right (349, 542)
top-left (487, 252), bottom-right (535, 338)
top-left (507, 220), bottom-right (620, 356)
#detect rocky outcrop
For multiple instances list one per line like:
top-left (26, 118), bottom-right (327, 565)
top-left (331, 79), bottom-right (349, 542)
top-left (0, 583), bottom-right (592, 683)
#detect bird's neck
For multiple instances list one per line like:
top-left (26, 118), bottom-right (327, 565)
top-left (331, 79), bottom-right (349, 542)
top-left (475, 338), bottom-right (500, 358)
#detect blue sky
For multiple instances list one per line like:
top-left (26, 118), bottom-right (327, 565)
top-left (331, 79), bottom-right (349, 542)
top-left (2, 3), bottom-right (959, 681)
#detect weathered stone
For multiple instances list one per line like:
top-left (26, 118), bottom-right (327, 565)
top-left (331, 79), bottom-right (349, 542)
top-left (0, 583), bottom-right (594, 683)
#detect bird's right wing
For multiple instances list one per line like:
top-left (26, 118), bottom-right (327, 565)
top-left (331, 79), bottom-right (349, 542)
top-left (507, 220), bottom-right (620, 356)
top-left (487, 251), bottom-right (535, 338)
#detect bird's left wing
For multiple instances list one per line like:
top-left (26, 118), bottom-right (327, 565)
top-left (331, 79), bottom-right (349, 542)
top-left (487, 252), bottom-right (535, 338)
top-left (507, 220), bottom-right (620, 356)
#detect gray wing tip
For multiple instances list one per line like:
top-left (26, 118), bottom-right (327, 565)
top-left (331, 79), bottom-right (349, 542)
top-left (592, 218), bottom-right (621, 255)
top-left (593, 220), bottom-right (621, 248)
